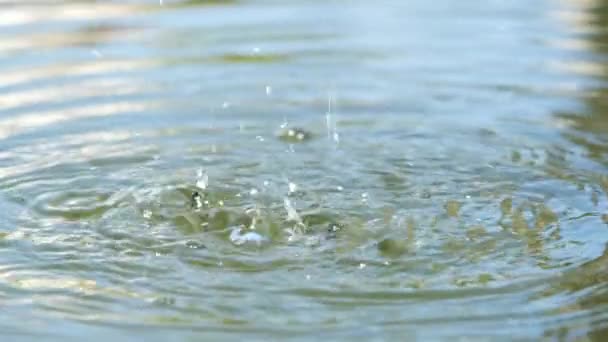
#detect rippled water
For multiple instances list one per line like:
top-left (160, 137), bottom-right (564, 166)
top-left (2, 0), bottom-right (608, 340)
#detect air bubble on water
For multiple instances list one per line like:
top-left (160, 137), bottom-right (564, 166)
top-left (336, 185), bottom-right (344, 191)
top-left (359, 263), bottom-right (367, 269)
top-left (265, 86), bottom-right (272, 96)
top-left (256, 136), bottom-right (265, 142)
top-left (250, 188), bottom-right (259, 196)
top-left (263, 180), bottom-right (270, 187)
top-left (222, 101), bottom-right (230, 109)
top-left (196, 168), bottom-right (208, 190)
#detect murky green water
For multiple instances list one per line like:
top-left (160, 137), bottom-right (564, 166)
top-left (2, 0), bottom-right (608, 340)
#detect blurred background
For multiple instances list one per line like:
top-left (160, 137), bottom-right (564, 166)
top-left (1, 0), bottom-right (608, 340)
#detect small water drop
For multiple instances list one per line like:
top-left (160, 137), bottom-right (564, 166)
top-left (359, 263), bottom-right (366, 269)
top-left (288, 182), bottom-right (297, 194)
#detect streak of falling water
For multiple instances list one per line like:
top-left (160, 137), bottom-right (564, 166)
top-left (325, 92), bottom-right (339, 144)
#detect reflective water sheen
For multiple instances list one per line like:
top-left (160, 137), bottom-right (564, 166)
top-left (2, 0), bottom-right (608, 340)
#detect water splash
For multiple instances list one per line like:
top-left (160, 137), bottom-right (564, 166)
top-left (283, 197), bottom-right (301, 223)
top-left (195, 168), bottom-right (208, 190)
top-left (229, 227), bottom-right (267, 246)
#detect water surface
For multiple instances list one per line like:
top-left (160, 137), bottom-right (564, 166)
top-left (1, 0), bottom-right (608, 340)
